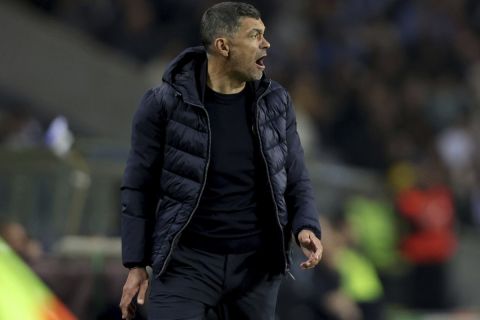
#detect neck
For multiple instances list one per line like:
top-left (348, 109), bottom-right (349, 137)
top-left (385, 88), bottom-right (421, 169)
top-left (207, 58), bottom-right (245, 94)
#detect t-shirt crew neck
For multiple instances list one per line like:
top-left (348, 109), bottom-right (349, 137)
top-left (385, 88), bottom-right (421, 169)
top-left (181, 84), bottom-right (264, 253)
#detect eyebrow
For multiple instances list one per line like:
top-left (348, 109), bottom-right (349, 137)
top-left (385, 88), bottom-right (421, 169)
top-left (248, 28), bottom-right (265, 35)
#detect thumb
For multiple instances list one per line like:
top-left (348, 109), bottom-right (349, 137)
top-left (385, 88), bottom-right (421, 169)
top-left (299, 232), bottom-right (312, 245)
top-left (137, 279), bottom-right (149, 305)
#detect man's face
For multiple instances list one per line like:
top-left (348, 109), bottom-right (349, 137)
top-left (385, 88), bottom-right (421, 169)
top-left (227, 17), bottom-right (270, 81)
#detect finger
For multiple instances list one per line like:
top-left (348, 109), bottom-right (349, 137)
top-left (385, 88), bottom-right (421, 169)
top-left (120, 304), bottom-right (129, 320)
top-left (120, 298), bottom-right (129, 319)
top-left (122, 282), bottom-right (139, 305)
top-left (300, 242), bottom-right (316, 261)
top-left (303, 247), bottom-right (323, 267)
top-left (137, 279), bottom-right (149, 305)
top-left (304, 234), bottom-right (322, 259)
top-left (128, 303), bottom-right (136, 317)
top-left (300, 253), bottom-right (315, 269)
top-left (120, 302), bottom-right (131, 320)
top-left (299, 233), bottom-right (312, 245)
top-left (312, 238), bottom-right (323, 260)
top-left (119, 288), bottom-right (137, 318)
top-left (300, 260), bottom-right (314, 269)
top-left (119, 296), bottom-right (131, 316)
top-left (307, 245), bottom-right (322, 266)
top-left (314, 245), bottom-right (323, 261)
top-left (124, 301), bottom-right (136, 320)
top-left (301, 240), bottom-right (316, 256)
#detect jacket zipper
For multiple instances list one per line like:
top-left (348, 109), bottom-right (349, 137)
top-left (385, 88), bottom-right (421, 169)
top-left (254, 82), bottom-right (288, 274)
top-left (156, 94), bottom-right (211, 278)
top-left (156, 84), bottom-right (289, 276)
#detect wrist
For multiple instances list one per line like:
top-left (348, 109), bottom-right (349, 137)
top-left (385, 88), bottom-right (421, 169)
top-left (129, 266), bottom-right (146, 270)
top-left (296, 226), bottom-right (321, 240)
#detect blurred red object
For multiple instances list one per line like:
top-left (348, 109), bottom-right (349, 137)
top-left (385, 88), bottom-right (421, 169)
top-left (397, 186), bottom-right (457, 263)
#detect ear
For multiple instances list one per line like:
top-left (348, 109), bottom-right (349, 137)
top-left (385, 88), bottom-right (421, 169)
top-left (213, 38), bottom-right (229, 57)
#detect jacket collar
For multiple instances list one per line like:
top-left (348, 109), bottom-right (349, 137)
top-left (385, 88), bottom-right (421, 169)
top-left (162, 46), bottom-right (271, 107)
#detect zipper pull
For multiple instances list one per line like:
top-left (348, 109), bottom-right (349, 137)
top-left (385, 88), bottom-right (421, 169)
top-left (287, 270), bottom-right (296, 280)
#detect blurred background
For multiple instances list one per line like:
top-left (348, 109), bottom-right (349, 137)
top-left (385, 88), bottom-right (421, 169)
top-left (1, 0), bottom-right (479, 319)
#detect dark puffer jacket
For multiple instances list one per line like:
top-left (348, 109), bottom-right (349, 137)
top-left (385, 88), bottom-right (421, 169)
top-left (121, 46), bottom-right (321, 277)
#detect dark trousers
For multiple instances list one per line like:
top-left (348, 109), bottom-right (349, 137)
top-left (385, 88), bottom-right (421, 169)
top-left (147, 244), bottom-right (282, 320)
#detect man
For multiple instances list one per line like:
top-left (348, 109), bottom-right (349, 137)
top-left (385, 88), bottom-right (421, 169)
top-left (119, 2), bottom-right (323, 320)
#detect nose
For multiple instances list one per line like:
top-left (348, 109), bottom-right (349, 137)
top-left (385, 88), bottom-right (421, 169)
top-left (261, 36), bottom-right (270, 49)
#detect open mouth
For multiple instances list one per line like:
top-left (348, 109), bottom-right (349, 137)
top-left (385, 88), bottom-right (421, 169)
top-left (256, 56), bottom-right (266, 69)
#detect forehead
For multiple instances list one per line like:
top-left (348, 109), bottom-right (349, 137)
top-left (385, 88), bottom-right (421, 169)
top-left (237, 17), bottom-right (265, 33)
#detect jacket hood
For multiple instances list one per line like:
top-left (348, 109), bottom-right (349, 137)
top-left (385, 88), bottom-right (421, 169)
top-left (162, 46), bottom-right (207, 106)
top-left (162, 46), bottom-right (274, 106)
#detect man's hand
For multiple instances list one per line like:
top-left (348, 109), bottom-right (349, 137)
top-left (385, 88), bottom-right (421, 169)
top-left (298, 229), bottom-right (323, 269)
top-left (119, 267), bottom-right (149, 320)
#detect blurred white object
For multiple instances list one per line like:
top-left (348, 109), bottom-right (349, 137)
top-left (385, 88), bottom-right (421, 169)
top-left (436, 127), bottom-right (475, 171)
top-left (45, 116), bottom-right (74, 156)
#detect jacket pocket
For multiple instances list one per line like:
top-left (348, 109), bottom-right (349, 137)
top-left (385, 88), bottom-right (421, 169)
top-left (151, 199), bottom-right (181, 253)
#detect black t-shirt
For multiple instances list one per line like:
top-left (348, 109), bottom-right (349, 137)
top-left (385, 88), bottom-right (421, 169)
top-left (181, 85), bottom-right (264, 253)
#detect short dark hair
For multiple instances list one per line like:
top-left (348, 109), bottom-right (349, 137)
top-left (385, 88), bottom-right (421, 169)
top-left (200, 2), bottom-right (261, 50)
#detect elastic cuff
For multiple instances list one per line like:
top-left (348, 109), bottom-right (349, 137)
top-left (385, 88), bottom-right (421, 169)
top-left (128, 265), bottom-right (146, 270)
top-left (123, 261), bottom-right (148, 269)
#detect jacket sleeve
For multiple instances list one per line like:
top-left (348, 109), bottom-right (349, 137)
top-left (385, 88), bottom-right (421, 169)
top-left (284, 92), bottom-right (322, 243)
top-left (120, 88), bottom-right (165, 268)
